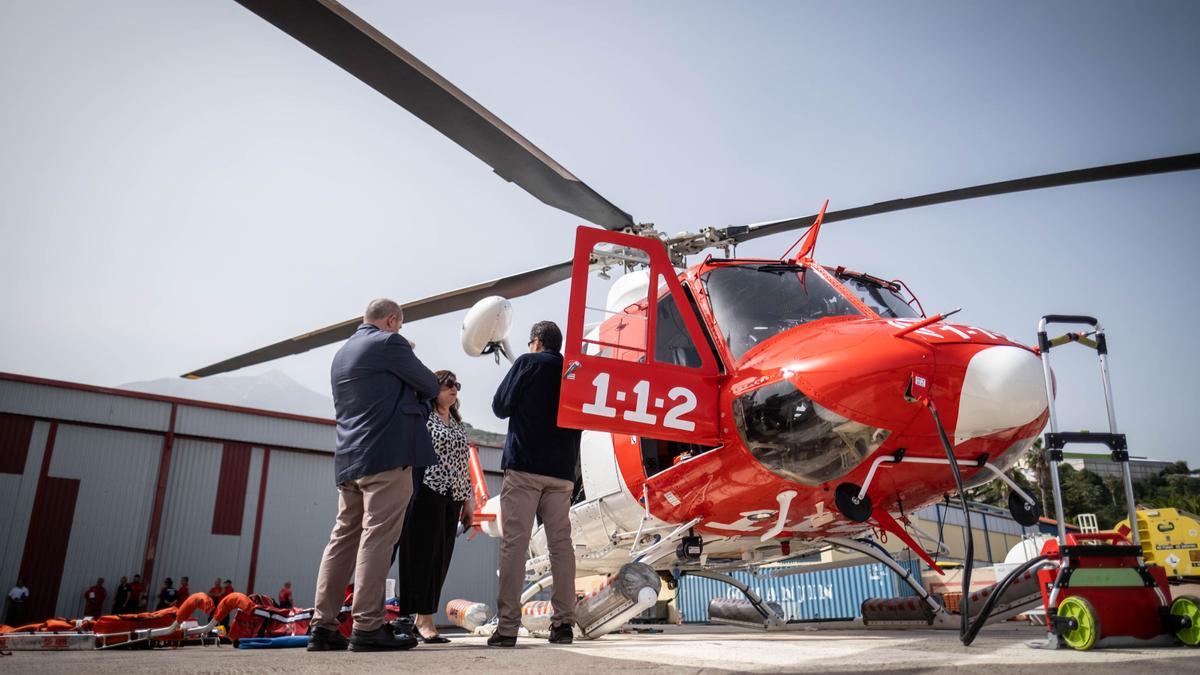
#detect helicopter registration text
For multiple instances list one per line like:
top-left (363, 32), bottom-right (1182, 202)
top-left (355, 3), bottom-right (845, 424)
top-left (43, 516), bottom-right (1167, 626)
top-left (581, 372), bottom-right (698, 432)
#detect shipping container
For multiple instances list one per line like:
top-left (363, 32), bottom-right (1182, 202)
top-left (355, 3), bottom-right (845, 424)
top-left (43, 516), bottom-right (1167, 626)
top-left (676, 559), bottom-right (922, 623)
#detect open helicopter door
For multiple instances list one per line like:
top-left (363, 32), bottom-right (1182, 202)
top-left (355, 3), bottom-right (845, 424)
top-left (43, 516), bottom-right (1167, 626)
top-left (559, 226), bottom-right (721, 445)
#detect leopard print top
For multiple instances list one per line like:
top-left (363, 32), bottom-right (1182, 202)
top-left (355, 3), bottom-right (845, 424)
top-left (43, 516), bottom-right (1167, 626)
top-left (423, 412), bottom-right (471, 502)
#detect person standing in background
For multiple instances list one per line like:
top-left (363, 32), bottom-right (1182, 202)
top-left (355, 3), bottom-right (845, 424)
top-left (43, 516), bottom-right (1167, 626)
top-left (126, 574), bottom-right (145, 613)
top-left (177, 576), bottom-right (190, 606)
top-left (112, 577), bottom-right (130, 615)
top-left (6, 580), bottom-right (29, 626)
top-left (207, 578), bottom-right (222, 606)
top-left (278, 581), bottom-right (293, 609)
top-left (84, 578), bottom-right (106, 617)
top-left (308, 299), bottom-right (440, 653)
top-left (488, 321), bottom-right (582, 648)
top-left (157, 578), bottom-right (178, 610)
top-left (222, 580), bottom-right (234, 600)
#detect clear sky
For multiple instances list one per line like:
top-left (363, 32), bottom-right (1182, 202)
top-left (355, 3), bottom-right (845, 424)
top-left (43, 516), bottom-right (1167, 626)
top-left (2, 1), bottom-right (1198, 466)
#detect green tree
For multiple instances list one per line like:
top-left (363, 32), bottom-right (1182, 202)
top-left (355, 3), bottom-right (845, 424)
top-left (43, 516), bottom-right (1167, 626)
top-left (1055, 461), bottom-right (1198, 528)
top-left (964, 439), bottom-right (1049, 518)
top-left (966, 460), bottom-right (1038, 509)
top-left (952, 440), bottom-right (1197, 531)
top-left (1025, 437), bottom-right (1053, 511)
top-left (1058, 464), bottom-right (1113, 520)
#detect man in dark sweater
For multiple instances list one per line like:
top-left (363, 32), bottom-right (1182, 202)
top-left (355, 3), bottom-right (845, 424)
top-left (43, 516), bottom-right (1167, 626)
top-left (308, 298), bottom-right (440, 653)
top-left (488, 321), bottom-right (582, 647)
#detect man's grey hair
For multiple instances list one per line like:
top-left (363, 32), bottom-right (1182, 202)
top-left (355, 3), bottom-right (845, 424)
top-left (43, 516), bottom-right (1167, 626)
top-left (364, 298), bottom-right (403, 322)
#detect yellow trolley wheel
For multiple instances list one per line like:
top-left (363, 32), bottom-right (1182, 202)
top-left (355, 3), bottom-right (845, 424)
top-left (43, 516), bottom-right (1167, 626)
top-left (1171, 595), bottom-right (1200, 647)
top-left (1056, 596), bottom-right (1100, 651)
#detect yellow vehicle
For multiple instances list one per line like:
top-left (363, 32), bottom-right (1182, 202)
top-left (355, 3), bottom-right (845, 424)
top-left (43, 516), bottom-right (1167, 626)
top-left (1115, 507), bottom-right (1200, 580)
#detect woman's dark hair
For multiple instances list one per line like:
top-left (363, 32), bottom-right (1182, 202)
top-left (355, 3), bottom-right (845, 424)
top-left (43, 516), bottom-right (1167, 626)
top-left (435, 369), bottom-right (463, 423)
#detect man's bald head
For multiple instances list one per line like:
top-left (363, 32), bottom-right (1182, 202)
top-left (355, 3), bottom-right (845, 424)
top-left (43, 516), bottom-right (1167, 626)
top-left (365, 298), bottom-right (403, 333)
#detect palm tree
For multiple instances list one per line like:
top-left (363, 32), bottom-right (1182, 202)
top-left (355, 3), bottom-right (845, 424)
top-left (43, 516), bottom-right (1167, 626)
top-left (1023, 437), bottom-right (1053, 514)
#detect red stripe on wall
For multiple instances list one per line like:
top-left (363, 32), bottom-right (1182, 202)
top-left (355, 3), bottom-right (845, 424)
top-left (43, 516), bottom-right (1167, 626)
top-left (16, 423), bottom-right (83, 623)
top-left (18, 477), bottom-right (80, 622)
top-left (141, 403), bottom-right (177, 584)
top-left (246, 447), bottom-right (271, 594)
top-left (0, 412), bottom-right (35, 474)
top-left (212, 443), bottom-right (252, 536)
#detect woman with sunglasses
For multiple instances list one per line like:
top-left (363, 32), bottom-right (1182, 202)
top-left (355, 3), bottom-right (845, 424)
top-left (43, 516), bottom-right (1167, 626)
top-left (395, 370), bottom-right (474, 643)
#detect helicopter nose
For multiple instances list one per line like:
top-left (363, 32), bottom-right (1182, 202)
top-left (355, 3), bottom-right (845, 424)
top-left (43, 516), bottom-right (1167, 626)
top-left (952, 345), bottom-right (1048, 445)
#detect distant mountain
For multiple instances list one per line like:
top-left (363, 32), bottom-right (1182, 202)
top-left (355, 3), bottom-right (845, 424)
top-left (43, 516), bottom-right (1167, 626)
top-left (465, 425), bottom-right (505, 448)
top-left (117, 370), bottom-right (508, 446)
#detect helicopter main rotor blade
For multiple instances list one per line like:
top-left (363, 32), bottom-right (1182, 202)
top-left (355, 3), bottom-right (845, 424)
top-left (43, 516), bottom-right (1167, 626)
top-left (233, 0), bottom-right (634, 230)
top-left (181, 259), bottom-right (572, 379)
top-left (723, 152), bottom-right (1200, 244)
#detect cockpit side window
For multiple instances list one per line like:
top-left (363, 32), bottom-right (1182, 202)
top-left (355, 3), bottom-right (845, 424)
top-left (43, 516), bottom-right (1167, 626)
top-left (653, 282), bottom-right (703, 368)
top-left (836, 274), bottom-right (919, 319)
top-left (701, 264), bottom-right (860, 359)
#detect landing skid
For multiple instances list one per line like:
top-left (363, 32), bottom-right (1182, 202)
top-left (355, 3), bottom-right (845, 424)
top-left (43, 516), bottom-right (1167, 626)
top-left (685, 569), bottom-right (787, 628)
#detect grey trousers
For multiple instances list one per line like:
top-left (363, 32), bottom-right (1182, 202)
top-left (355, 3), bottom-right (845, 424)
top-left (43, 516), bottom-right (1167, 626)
top-left (496, 469), bottom-right (576, 637)
top-left (312, 465), bottom-right (413, 632)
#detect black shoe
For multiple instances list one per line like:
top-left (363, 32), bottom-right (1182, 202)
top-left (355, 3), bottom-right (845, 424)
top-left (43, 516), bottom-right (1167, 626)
top-left (389, 616), bottom-right (414, 635)
top-left (349, 622), bottom-right (419, 651)
top-left (414, 627), bottom-right (451, 644)
top-left (487, 632), bottom-right (517, 648)
top-left (549, 623), bottom-right (574, 644)
top-left (307, 626), bottom-right (349, 651)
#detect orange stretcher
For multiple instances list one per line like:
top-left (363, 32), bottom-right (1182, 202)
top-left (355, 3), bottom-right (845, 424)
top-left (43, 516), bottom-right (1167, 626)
top-left (0, 592), bottom-right (217, 650)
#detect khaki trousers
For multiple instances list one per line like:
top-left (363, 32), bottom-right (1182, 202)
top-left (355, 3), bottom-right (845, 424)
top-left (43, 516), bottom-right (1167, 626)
top-left (312, 465), bottom-right (412, 632)
top-left (496, 469), bottom-right (576, 637)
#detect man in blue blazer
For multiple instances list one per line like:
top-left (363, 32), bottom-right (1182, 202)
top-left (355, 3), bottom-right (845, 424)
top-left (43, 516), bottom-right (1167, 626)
top-left (309, 298), bottom-right (440, 652)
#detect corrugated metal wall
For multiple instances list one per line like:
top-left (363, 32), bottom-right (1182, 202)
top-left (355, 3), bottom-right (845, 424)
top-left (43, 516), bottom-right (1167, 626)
top-left (676, 560), bottom-right (922, 623)
top-left (0, 379), bottom-right (170, 432)
top-left (50, 425), bottom-right (161, 618)
top-left (476, 444), bottom-right (504, 472)
top-left (175, 405), bottom-right (333, 452)
top-left (254, 449), bottom-right (339, 608)
top-left (153, 439), bottom-right (263, 602)
top-left (0, 421), bottom-right (48, 600)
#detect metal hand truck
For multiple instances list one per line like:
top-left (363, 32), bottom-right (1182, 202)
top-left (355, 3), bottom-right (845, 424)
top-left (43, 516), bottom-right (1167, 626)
top-left (1032, 315), bottom-right (1197, 650)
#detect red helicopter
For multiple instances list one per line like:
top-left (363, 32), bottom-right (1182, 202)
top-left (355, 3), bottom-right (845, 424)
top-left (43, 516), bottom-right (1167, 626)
top-left (184, 0), bottom-right (1200, 637)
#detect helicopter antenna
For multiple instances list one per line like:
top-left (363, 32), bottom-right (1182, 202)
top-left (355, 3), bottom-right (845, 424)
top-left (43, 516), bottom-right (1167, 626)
top-left (782, 199), bottom-right (830, 261)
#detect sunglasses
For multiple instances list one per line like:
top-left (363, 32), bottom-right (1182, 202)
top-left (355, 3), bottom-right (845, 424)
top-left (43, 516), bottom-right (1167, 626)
top-left (441, 381), bottom-right (461, 391)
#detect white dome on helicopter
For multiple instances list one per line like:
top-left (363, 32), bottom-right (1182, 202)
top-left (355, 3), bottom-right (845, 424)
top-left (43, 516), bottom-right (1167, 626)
top-left (605, 269), bottom-right (652, 314)
top-left (461, 296), bottom-right (513, 357)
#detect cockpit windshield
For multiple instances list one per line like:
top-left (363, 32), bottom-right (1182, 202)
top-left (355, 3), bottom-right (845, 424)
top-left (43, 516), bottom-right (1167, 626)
top-left (701, 264), bottom-right (860, 359)
top-left (836, 274), bottom-right (920, 319)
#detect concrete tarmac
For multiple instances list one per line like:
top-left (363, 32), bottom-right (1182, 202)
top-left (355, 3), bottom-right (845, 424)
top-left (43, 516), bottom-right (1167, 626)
top-left (3, 624), bottom-right (1197, 674)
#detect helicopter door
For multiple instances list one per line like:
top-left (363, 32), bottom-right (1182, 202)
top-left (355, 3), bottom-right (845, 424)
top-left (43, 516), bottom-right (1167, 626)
top-left (559, 226), bottom-right (721, 446)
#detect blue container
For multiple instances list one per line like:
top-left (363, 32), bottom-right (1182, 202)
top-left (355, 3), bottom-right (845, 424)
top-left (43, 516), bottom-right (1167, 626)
top-left (676, 558), bottom-right (922, 623)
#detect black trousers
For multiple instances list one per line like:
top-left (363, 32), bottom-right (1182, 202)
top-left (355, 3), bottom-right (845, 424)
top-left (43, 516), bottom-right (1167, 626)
top-left (395, 484), bottom-right (464, 616)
